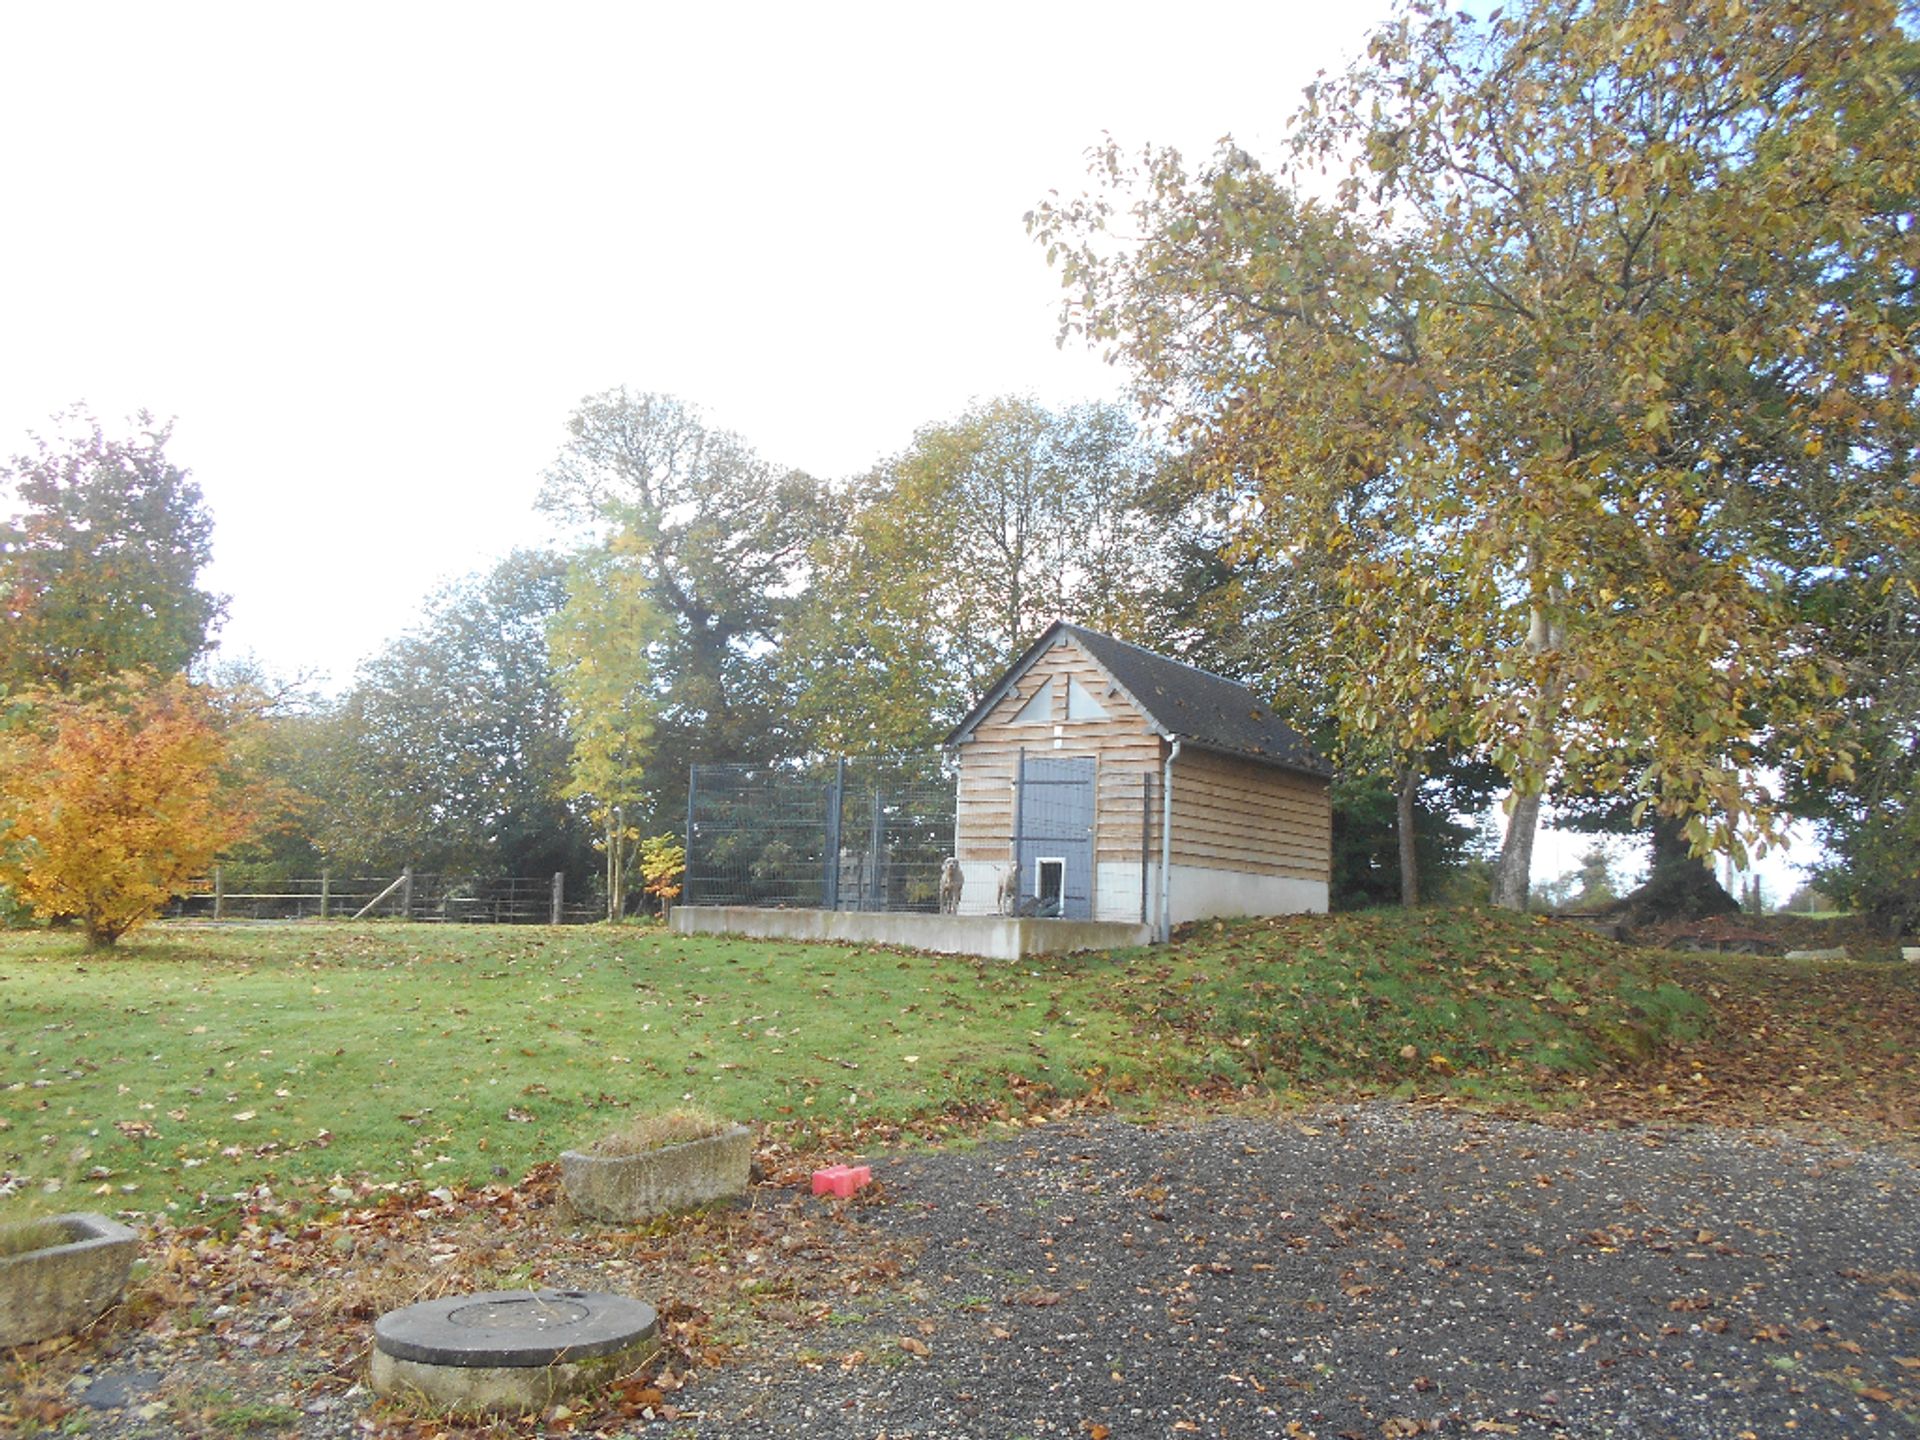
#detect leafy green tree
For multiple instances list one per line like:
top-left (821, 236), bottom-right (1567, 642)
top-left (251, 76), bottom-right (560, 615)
top-left (1147, 463), bottom-right (1495, 906)
top-left (548, 542), bottom-right (661, 919)
top-left (539, 390), bottom-right (830, 826)
top-left (1033, 0), bottom-right (1918, 909)
top-left (1799, 521), bottom-right (1920, 935)
top-left (303, 551), bottom-right (594, 880)
top-left (787, 397), bottom-right (1169, 751)
top-left (0, 409), bottom-right (223, 691)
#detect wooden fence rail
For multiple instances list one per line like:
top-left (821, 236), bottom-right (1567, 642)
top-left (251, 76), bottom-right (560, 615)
top-left (168, 868), bottom-right (600, 925)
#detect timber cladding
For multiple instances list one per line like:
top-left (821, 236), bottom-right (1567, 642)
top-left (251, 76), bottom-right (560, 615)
top-left (954, 637), bottom-right (1159, 866)
top-left (1167, 746), bottom-right (1331, 882)
top-left (948, 624), bottom-right (1333, 902)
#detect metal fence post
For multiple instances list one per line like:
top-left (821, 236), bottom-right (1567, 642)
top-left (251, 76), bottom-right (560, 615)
top-left (823, 757), bottom-right (845, 911)
top-left (551, 871), bottom-right (564, 925)
top-left (867, 787), bottom-right (884, 912)
top-left (684, 767), bottom-right (698, 908)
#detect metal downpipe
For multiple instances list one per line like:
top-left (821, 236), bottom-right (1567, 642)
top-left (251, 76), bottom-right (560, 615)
top-left (1158, 738), bottom-right (1180, 943)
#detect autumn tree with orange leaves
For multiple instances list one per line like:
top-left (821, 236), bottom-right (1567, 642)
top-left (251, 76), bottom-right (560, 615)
top-left (0, 672), bottom-right (281, 948)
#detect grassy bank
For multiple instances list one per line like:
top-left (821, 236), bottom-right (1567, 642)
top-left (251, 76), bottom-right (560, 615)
top-left (1114, 907), bottom-right (1707, 1094)
top-left (0, 909), bottom-right (1719, 1219)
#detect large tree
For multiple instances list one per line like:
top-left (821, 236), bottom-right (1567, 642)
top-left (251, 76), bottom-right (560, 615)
top-left (1033, 0), bottom-right (1919, 907)
top-left (299, 551), bottom-right (593, 879)
top-left (786, 397), bottom-right (1170, 752)
top-left (1142, 459), bottom-right (1497, 907)
top-left (1797, 497), bottom-right (1920, 936)
top-left (538, 390), bottom-right (831, 825)
top-left (0, 409), bottom-right (223, 691)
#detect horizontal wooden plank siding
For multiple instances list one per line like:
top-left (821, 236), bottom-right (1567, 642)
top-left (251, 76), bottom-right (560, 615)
top-left (1168, 747), bottom-right (1330, 882)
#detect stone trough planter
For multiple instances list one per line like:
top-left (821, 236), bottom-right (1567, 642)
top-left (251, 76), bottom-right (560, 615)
top-left (0, 1212), bottom-right (138, 1347)
top-left (561, 1122), bottom-right (753, 1223)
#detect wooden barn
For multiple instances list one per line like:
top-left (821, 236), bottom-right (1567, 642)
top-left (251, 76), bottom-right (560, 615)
top-left (945, 622), bottom-right (1333, 936)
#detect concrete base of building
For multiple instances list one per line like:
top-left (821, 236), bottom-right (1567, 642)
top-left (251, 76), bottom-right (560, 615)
top-left (671, 906), bottom-right (1153, 960)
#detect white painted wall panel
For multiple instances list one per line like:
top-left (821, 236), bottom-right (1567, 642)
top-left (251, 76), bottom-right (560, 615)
top-left (1170, 865), bottom-right (1327, 923)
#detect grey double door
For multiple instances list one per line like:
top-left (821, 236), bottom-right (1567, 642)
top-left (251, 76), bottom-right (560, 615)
top-left (1013, 755), bottom-right (1094, 920)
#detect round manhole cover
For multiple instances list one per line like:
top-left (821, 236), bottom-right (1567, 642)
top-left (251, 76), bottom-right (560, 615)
top-left (447, 1297), bottom-right (591, 1331)
top-left (374, 1290), bottom-right (657, 1368)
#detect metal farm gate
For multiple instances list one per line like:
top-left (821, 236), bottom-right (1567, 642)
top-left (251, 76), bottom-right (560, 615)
top-left (1011, 754), bottom-right (1095, 919)
top-left (684, 752), bottom-right (956, 912)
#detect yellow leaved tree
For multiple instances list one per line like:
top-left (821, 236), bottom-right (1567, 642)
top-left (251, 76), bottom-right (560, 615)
top-left (0, 671), bottom-right (278, 948)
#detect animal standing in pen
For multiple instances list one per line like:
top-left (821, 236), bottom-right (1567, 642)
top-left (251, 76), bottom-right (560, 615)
top-left (996, 861), bottom-right (1018, 917)
top-left (939, 857), bottom-right (963, 914)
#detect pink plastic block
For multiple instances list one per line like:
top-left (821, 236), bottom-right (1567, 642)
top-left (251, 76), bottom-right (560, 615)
top-left (811, 1164), bottom-right (872, 1198)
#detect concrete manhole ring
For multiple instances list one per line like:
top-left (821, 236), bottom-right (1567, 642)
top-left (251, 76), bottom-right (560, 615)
top-left (371, 1289), bottom-right (658, 1415)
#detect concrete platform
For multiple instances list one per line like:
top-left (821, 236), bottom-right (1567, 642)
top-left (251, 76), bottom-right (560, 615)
top-left (671, 906), bottom-right (1152, 960)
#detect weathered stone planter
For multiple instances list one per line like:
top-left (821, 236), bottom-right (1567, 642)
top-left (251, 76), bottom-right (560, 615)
top-left (0, 1212), bottom-right (138, 1347)
top-left (371, 1289), bottom-right (657, 1416)
top-left (561, 1123), bottom-right (753, 1222)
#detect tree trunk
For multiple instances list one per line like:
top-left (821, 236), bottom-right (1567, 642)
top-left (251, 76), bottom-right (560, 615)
top-left (605, 812), bottom-right (624, 922)
top-left (1491, 788), bottom-right (1544, 910)
top-left (1492, 588), bottom-right (1568, 912)
top-left (1395, 764), bottom-right (1421, 908)
top-left (1602, 811), bottom-right (1739, 928)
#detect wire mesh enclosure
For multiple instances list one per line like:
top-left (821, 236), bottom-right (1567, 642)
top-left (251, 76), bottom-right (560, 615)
top-left (685, 753), bottom-right (957, 912)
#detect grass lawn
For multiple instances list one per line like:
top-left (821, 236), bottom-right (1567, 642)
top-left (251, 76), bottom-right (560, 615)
top-left (7, 905), bottom-right (1898, 1226)
top-left (0, 922), bottom-right (1147, 1221)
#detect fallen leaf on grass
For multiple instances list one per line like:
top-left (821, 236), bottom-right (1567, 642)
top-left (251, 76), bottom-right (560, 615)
top-left (898, 1336), bottom-right (930, 1357)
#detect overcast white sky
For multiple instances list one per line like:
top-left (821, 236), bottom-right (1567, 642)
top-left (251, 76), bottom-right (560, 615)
top-left (0, 1), bottom-right (1813, 898)
top-left (2, 0), bottom-right (1381, 682)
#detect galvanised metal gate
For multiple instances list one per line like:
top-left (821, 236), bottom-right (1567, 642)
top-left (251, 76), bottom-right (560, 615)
top-left (1012, 754), bottom-right (1094, 919)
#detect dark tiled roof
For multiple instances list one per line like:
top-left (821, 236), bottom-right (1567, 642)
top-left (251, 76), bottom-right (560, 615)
top-left (947, 621), bottom-right (1332, 778)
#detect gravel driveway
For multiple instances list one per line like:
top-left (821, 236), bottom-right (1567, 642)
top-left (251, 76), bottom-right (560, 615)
top-left (687, 1105), bottom-right (1920, 1438)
